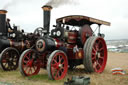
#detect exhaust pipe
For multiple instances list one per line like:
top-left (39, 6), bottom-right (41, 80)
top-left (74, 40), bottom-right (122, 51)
top-left (42, 5), bottom-right (52, 34)
top-left (0, 10), bottom-right (7, 36)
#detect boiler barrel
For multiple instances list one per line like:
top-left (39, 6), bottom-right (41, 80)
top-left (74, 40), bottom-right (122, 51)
top-left (35, 37), bottom-right (64, 53)
top-left (0, 39), bottom-right (10, 52)
top-left (0, 39), bottom-right (31, 53)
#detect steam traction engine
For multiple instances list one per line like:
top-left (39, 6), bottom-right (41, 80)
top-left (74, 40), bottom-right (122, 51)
top-left (0, 10), bottom-right (41, 71)
top-left (19, 5), bottom-right (111, 80)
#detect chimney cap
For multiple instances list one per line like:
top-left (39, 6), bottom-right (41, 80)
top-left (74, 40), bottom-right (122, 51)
top-left (42, 5), bottom-right (52, 11)
top-left (0, 10), bottom-right (7, 14)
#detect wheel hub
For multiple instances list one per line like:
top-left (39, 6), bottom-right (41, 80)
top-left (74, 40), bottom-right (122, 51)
top-left (55, 63), bottom-right (62, 69)
top-left (27, 60), bottom-right (33, 67)
top-left (9, 58), bottom-right (12, 61)
top-left (58, 64), bottom-right (63, 68)
top-left (96, 51), bottom-right (101, 60)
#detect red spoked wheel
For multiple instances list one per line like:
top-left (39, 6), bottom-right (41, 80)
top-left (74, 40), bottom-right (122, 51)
top-left (19, 49), bottom-right (41, 76)
top-left (47, 50), bottom-right (68, 80)
top-left (0, 47), bottom-right (19, 71)
top-left (83, 36), bottom-right (107, 73)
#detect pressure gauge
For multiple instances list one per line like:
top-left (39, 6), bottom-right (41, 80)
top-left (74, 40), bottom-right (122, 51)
top-left (56, 30), bottom-right (61, 37)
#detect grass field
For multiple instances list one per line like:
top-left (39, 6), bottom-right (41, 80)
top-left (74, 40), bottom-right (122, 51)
top-left (0, 52), bottom-right (128, 85)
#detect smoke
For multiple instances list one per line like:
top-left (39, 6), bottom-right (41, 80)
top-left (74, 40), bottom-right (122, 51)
top-left (2, 0), bottom-right (33, 10)
top-left (2, 0), bottom-right (17, 9)
top-left (2, 0), bottom-right (78, 10)
top-left (46, 0), bottom-right (77, 7)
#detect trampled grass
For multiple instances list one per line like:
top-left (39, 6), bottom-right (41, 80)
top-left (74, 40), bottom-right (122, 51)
top-left (0, 52), bottom-right (128, 85)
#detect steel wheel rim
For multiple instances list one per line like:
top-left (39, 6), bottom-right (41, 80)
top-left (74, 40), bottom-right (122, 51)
top-left (91, 38), bottom-right (107, 73)
top-left (50, 52), bottom-right (68, 80)
top-left (1, 48), bottom-right (19, 71)
top-left (22, 50), bottom-right (40, 76)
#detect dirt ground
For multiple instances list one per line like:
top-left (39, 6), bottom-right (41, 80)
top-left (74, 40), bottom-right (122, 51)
top-left (0, 52), bottom-right (128, 85)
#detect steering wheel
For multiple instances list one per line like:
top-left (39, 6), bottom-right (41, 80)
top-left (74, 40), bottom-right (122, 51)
top-left (34, 27), bottom-right (46, 36)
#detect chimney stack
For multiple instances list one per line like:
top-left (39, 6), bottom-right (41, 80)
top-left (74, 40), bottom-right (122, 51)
top-left (0, 10), bottom-right (7, 36)
top-left (42, 5), bottom-right (52, 33)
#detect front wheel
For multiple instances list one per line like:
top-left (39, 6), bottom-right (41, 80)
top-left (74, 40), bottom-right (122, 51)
top-left (0, 47), bottom-right (19, 71)
top-left (19, 49), bottom-right (41, 76)
top-left (47, 50), bottom-right (68, 80)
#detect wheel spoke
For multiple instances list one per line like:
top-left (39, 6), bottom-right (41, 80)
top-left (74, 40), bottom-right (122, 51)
top-left (58, 69), bottom-right (62, 78)
top-left (97, 41), bottom-right (101, 46)
top-left (29, 52), bottom-right (31, 58)
top-left (93, 61), bottom-right (97, 69)
top-left (25, 66), bottom-right (29, 72)
top-left (99, 47), bottom-right (104, 51)
top-left (23, 60), bottom-right (28, 64)
top-left (13, 58), bottom-right (17, 62)
top-left (53, 59), bottom-right (58, 64)
top-left (92, 56), bottom-right (96, 60)
top-left (96, 60), bottom-right (101, 67)
top-left (55, 70), bottom-right (60, 79)
top-left (11, 51), bottom-right (14, 58)
top-left (33, 66), bottom-right (36, 71)
top-left (92, 51), bottom-right (96, 55)
top-left (28, 67), bottom-right (32, 74)
top-left (93, 47), bottom-right (96, 52)
top-left (12, 62), bottom-right (16, 65)
top-left (30, 67), bottom-right (32, 74)
top-left (51, 67), bottom-right (56, 75)
top-left (25, 55), bottom-right (30, 60)
top-left (94, 63), bottom-right (99, 71)
top-left (59, 55), bottom-right (61, 63)
top-left (51, 63), bottom-right (57, 68)
top-left (95, 44), bottom-right (99, 51)
top-left (4, 63), bottom-right (8, 67)
top-left (7, 65), bottom-right (10, 70)
top-left (62, 62), bottom-right (65, 65)
top-left (99, 56), bottom-right (104, 60)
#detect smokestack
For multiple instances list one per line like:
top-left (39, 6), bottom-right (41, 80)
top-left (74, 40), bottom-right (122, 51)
top-left (42, 5), bottom-right (52, 33)
top-left (0, 10), bottom-right (7, 36)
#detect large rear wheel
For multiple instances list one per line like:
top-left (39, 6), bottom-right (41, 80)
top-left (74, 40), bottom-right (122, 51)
top-left (83, 36), bottom-right (107, 73)
top-left (0, 47), bottom-right (19, 71)
top-left (19, 49), bottom-right (40, 76)
top-left (47, 50), bottom-right (68, 80)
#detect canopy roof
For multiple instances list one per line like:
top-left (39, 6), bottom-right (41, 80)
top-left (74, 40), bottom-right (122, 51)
top-left (56, 15), bottom-right (111, 26)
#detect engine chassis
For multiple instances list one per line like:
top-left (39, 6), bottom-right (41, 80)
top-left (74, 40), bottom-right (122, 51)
top-left (19, 15), bottom-right (110, 80)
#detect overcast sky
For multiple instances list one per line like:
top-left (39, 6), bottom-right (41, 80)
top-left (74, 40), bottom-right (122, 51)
top-left (0, 0), bottom-right (128, 40)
